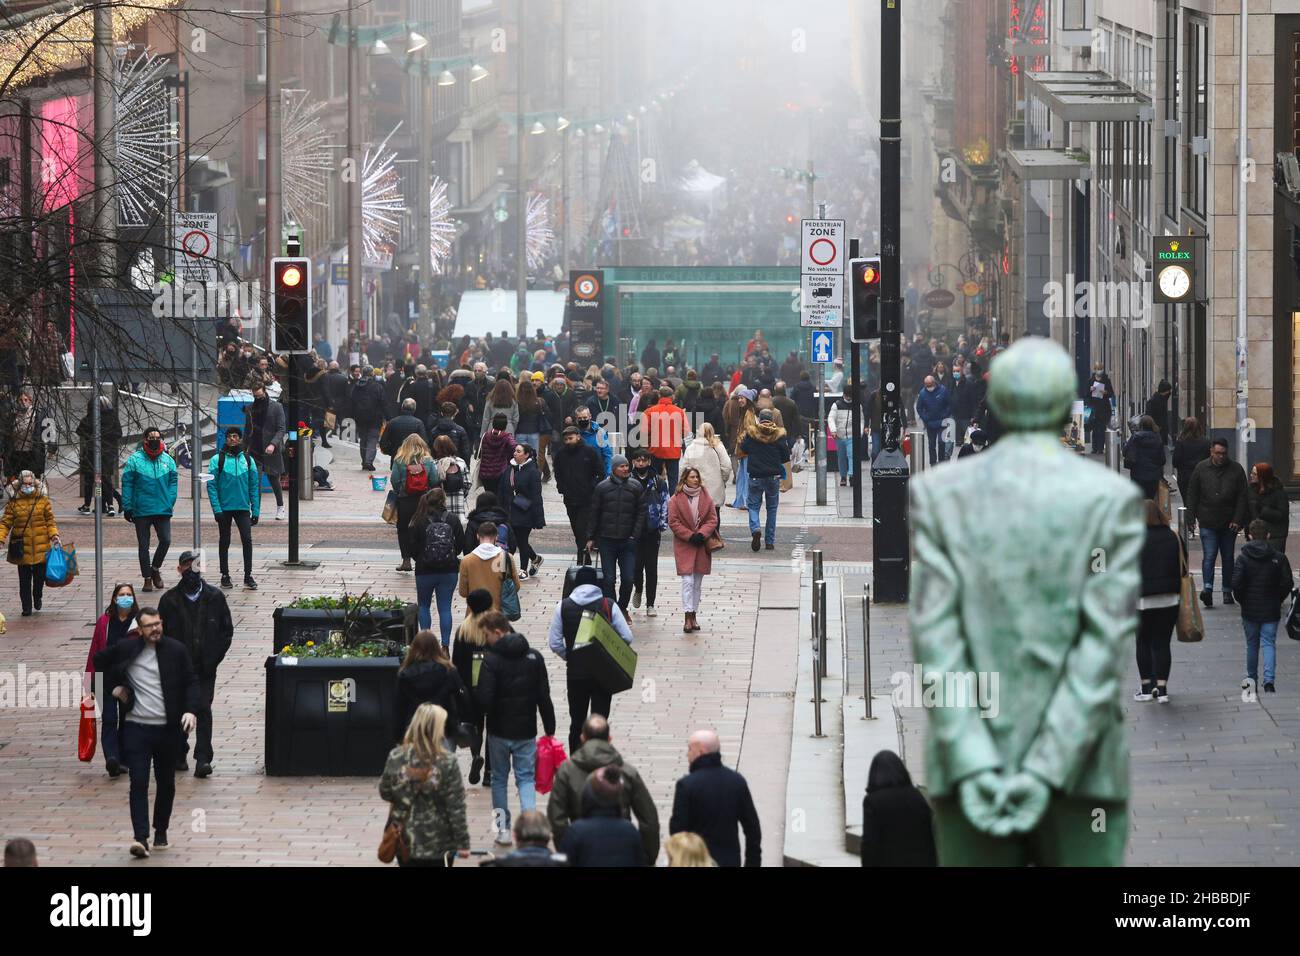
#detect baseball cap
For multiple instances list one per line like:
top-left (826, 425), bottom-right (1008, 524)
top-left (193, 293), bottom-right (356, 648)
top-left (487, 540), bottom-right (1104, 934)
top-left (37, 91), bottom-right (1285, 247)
top-left (177, 550), bottom-right (199, 566)
top-left (758, 409), bottom-right (775, 423)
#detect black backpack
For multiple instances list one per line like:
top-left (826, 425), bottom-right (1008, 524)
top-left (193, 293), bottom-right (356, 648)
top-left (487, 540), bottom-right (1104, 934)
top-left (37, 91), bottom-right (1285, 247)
top-left (421, 516), bottom-right (459, 566)
top-left (442, 460), bottom-right (466, 494)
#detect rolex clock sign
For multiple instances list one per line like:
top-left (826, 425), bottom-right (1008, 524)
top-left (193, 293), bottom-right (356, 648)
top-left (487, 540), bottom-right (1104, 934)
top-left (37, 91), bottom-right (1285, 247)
top-left (1153, 236), bottom-right (1196, 304)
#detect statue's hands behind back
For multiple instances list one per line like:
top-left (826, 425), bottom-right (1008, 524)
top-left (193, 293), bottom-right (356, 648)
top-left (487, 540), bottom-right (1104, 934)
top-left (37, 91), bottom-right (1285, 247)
top-left (959, 769), bottom-right (1051, 836)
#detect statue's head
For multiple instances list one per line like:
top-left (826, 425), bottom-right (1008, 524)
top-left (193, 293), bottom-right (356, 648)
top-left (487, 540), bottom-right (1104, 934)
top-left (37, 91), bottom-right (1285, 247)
top-left (987, 338), bottom-right (1074, 432)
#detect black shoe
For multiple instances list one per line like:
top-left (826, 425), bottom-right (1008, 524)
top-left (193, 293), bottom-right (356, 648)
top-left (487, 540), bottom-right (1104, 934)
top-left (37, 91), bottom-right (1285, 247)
top-left (129, 840), bottom-right (150, 859)
top-left (1200, 590), bottom-right (1213, 608)
top-left (1223, 593), bottom-right (1235, 605)
top-left (106, 757), bottom-right (122, 777)
top-left (751, 531), bottom-right (761, 552)
top-left (175, 759), bottom-right (189, 772)
top-left (152, 831), bottom-right (168, 851)
top-left (1264, 682), bottom-right (1276, 693)
top-left (362, 464), bottom-right (376, 472)
top-left (220, 575), bottom-right (234, 589)
top-left (468, 756), bottom-right (484, 785)
top-left (77, 503), bottom-right (93, 515)
top-left (765, 542), bottom-right (775, 550)
top-left (320, 439), bottom-right (332, 448)
top-left (481, 769), bottom-right (493, 788)
top-left (244, 577), bottom-right (258, 590)
top-left (195, 762), bottom-right (212, 778)
top-left (33, 599), bottom-right (40, 611)
top-left (20, 610), bottom-right (31, 617)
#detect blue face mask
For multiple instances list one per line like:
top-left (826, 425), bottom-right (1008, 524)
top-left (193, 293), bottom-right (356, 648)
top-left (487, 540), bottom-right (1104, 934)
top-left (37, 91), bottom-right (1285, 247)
top-left (115, 595), bottom-right (134, 611)
top-left (953, 371), bottom-right (962, 380)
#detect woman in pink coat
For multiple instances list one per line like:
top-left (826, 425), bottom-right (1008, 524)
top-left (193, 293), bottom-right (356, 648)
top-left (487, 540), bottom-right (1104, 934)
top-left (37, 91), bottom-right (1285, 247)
top-left (667, 466), bottom-right (719, 634)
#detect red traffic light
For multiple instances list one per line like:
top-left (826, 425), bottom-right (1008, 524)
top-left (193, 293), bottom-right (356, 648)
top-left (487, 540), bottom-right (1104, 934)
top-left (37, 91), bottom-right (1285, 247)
top-left (280, 265), bottom-right (303, 287)
top-left (861, 265), bottom-right (879, 285)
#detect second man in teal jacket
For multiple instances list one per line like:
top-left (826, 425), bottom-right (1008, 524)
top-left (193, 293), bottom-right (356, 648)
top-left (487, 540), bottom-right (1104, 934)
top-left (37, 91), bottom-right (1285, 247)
top-left (207, 427), bottom-right (260, 590)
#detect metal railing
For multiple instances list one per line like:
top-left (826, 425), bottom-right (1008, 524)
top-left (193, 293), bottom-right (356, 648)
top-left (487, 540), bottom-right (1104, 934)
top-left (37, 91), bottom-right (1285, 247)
top-left (811, 577), bottom-right (827, 738)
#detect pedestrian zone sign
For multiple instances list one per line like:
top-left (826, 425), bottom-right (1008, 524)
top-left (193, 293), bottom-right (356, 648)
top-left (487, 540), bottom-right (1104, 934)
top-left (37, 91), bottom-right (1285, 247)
top-left (811, 329), bottom-right (836, 364)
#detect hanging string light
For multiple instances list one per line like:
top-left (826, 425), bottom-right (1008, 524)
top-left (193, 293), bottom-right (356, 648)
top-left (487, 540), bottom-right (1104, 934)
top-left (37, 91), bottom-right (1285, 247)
top-left (429, 176), bottom-right (455, 274)
top-left (114, 48), bottom-right (173, 227)
top-left (361, 123), bottom-right (406, 262)
top-left (525, 193), bottom-right (554, 270)
top-left (280, 89), bottom-right (335, 228)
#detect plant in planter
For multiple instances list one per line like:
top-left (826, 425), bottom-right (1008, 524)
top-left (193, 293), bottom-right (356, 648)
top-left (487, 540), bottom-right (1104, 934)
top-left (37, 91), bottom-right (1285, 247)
top-left (272, 588), bottom-right (417, 654)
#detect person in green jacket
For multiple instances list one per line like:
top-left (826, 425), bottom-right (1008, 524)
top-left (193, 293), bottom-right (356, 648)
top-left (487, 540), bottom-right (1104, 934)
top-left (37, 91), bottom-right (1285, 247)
top-left (1247, 461), bottom-right (1289, 556)
top-left (121, 427), bottom-right (179, 594)
top-left (207, 427), bottom-right (260, 590)
top-left (379, 703), bottom-right (470, 867)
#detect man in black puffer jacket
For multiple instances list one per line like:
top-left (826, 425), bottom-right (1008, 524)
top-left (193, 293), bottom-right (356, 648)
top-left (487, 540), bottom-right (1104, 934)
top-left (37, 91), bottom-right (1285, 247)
top-left (586, 455), bottom-right (647, 613)
top-left (1122, 415), bottom-right (1166, 499)
top-left (669, 728), bottom-right (761, 867)
top-left (1231, 520), bottom-right (1293, 696)
top-left (475, 613), bottom-right (557, 846)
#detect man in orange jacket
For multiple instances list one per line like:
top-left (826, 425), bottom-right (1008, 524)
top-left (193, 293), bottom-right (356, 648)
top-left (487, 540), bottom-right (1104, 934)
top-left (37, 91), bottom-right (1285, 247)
top-left (642, 386), bottom-right (688, 491)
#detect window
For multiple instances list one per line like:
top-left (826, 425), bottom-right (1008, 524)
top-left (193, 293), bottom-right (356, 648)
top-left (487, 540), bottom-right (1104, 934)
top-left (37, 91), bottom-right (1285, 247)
top-left (1184, 16), bottom-right (1208, 218)
top-left (1162, 0), bottom-right (1178, 211)
top-left (1118, 121), bottom-right (1132, 209)
top-left (257, 29), bottom-right (267, 83)
top-left (1292, 31), bottom-right (1300, 151)
top-left (1115, 31), bottom-right (1132, 86)
top-left (1135, 38), bottom-right (1153, 95)
top-left (1094, 21), bottom-right (1111, 74)
top-left (1063, 0), bottom-right (1088, 31)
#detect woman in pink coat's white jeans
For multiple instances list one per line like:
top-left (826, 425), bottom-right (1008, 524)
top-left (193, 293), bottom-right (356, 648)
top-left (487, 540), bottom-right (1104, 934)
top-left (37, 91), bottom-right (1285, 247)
top-left (666, 466), bottom-right (719, 635)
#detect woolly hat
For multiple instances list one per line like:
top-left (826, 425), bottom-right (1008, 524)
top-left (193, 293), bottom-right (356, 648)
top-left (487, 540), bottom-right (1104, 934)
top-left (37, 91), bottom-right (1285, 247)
top-left (758, 408), bottom-right (775, 423)
top-left (586, 765), bottom-right (624, 808)
top-left (611, 454), bottom-right (629, 471)
top-left (466, 588), bottom-right (493, 616)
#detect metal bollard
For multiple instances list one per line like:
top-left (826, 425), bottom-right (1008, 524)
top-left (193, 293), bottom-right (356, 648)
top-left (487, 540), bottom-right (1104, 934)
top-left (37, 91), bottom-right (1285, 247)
top-left (817, 579), bottom-right (828, 679)
top-left (907, 427), bottom-right (926, 475)
top-left (862, 581), bottom-right (873, 718)
top-left (1177, 506), bottom-right (1188, 552)
top-left (812, 549), bottom-right (823, 587)
top-left (811, 597), bottom-right (825, 737)
top-left (1106, 427), bottom-right (1122, 473)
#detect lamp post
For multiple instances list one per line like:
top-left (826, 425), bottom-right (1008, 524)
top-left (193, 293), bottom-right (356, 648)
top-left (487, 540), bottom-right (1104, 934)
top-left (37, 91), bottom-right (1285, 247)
top-left (347, 0), bottom-right (364, 350)
top-left (515, 0), bottom-right (527, 339)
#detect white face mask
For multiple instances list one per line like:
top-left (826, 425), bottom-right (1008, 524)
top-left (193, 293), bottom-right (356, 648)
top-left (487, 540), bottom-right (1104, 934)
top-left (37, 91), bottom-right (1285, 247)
top-left (20, 484), bottom-right (34, 495)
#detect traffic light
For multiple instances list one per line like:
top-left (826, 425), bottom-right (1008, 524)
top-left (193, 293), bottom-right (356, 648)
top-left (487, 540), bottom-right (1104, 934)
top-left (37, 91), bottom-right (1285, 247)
top-left (849, 256), bottom-right (881, 341)
top-left (271, 257), bottom-right (311, 353)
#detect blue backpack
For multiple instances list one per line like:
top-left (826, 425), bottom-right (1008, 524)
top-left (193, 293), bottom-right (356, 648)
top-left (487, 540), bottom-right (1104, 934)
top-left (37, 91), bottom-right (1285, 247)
top-left (646, 477), bottom-right (669, 532)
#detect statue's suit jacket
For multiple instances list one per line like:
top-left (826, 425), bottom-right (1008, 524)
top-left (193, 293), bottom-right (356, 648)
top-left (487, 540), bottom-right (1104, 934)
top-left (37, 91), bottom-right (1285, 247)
top-left (909, 432), bottom-right (1143, 802)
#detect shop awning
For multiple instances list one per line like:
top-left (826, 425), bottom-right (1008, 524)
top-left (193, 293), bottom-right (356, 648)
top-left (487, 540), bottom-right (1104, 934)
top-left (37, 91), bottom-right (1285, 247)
top-left (1007, 149), bottom-right (1092, 181)
top-left (1023, 70), bottom-right (1147, 122)
top-left (453, 290), bottom-right (567, 340)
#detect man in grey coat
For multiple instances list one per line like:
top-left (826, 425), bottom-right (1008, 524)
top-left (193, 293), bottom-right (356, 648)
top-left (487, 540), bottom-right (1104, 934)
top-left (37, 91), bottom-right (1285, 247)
top-left (243, 383), bottom-right (285, 521)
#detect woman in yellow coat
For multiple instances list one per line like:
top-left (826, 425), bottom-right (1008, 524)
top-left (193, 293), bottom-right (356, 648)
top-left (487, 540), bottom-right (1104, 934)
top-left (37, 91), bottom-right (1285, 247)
top-left (0, 470), bottom-right (61, 616)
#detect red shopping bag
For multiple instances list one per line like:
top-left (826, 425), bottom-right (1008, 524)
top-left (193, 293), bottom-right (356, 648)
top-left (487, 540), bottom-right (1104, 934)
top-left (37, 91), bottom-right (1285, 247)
top-left (78, 699), bottom-right (97, 762)
top-left (535, 735), bottom-right (567, 794)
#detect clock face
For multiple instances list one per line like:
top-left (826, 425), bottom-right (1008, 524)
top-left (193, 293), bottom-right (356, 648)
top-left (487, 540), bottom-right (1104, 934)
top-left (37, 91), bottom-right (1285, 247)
top-left (1158, 265), bottom-right (1191, 299)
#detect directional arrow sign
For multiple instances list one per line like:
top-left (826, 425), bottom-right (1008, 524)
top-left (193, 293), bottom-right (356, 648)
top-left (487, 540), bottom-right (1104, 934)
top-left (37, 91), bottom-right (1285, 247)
top-left (811, 328), bottom-right (836, 364)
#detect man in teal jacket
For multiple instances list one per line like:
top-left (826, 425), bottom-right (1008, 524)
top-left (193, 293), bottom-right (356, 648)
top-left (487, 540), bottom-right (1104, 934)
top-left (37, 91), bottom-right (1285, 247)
top-left (207, 427), bottom-right (260, 589)
top-left (121, 427), bottom-right (179, 594)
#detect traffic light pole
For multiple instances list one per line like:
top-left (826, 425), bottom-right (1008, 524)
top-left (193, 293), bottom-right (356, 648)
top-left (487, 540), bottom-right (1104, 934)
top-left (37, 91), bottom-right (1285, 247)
top-left (871, 0), bottom-right (909, 603)
top-left (849, 237), bottom-right (863, 519)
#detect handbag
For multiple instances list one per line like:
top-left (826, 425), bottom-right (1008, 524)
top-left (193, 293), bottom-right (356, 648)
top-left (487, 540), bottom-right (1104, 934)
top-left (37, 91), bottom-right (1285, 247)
top-left (1175, 541), bottom-right (1204, 643)
top-left (1285, 589), bottom-right (1300, 642)
top-left (706, 532), bottom-right (725, 553)
top-left (381, 492), bottom-right (397, 525)
top-left (469, 434), bottom-right (486, 490)
top-left (6, 502), bottom-right (35, 563)
top-left (1157, 478), bottom-right (1171, 522)
top-left (499, 554), bottom-right (522, 621)
top-left (378, 810), bottom-right (410, 865)
top-left (324, 410), bottom-right (338, 431)
top-left (78, 700), bottom-right (97, 762)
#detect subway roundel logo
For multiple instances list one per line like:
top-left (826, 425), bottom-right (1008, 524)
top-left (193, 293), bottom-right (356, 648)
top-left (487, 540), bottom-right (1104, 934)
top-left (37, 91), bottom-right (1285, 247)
top-left (573, 273), bottom-right (601, 301)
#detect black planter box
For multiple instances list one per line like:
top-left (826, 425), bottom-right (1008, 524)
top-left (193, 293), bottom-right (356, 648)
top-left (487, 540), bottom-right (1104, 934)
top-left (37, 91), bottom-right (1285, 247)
top-left (271, 605), bottom-right (418, 654)
top-left (264, 655), bottom-right (401, 776)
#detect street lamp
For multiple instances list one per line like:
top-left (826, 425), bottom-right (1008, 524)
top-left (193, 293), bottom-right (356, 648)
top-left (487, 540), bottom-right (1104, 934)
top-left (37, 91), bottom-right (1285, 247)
top-left (436, 68), bottom-right (456, 86)
top-left (406, 30), bottom-right (428, 54)
top-left (470, 62), bottom-right (489, 82)
top-left (372, 38), bottom-right (390, 55)
top-left (530, 120), bottom-right (546, 135)
top-left (556, 115), bottom-right (570, 131)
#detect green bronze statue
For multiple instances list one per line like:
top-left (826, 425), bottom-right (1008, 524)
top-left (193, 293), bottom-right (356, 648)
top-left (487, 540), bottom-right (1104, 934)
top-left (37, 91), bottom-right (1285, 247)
top-left (909, 337), bottom-right (1143, 865)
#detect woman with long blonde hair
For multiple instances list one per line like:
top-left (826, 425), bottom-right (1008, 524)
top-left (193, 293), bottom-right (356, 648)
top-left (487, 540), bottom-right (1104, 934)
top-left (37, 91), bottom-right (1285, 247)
top-left (665, 832), bottom-right (716, 867)
top-left (379, 703), bottom-right (470, 867)
top-left (390, 433), bottom-right (438, 573)
top-left (680, 422), bottom-right (731, 529)
top-left (451, 588), bottom-right (494, 787)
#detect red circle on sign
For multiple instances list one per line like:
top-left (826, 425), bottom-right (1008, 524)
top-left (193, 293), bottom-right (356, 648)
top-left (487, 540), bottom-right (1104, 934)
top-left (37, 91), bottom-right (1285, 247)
top-left (809, 238), bottom-right (836, 266)
top-left (182, 229), bottom-right (210, 259)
